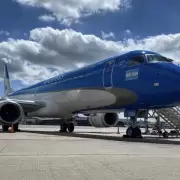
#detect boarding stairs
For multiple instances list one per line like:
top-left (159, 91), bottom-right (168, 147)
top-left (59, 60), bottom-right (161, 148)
top-left (155, 107), bottom-right (180, 132)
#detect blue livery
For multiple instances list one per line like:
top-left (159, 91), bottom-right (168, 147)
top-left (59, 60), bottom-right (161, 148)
top-left (1, 49), bottom-right (180, 136)
top-left (8, 50), bottom-right (180, 111)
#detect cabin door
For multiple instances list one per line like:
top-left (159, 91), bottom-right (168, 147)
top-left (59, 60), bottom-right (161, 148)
top-left (103, 60), bottom-right (115, 88)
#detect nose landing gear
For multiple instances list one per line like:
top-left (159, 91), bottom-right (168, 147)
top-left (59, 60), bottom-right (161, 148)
top-left (124, 116), bottom-right (142, 138)
top-left (126, 126), bottom-right (142, 138)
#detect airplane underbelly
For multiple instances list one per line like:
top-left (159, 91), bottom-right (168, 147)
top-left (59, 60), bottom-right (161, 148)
top-left (14, 88), bottom-right (137, 117)
top-left (26, 89), bottom-right (116, 117)
top-left (67, 89), bottom-right (116, 110)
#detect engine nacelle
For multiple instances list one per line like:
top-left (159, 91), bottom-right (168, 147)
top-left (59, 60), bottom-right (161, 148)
top-left (88, 113), bottom-right (119, 127)
top-left (0, 100), bottom-right (24, 124)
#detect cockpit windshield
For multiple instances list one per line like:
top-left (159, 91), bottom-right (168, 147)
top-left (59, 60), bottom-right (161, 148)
top-left (147, 54), bottom-right (173, 63)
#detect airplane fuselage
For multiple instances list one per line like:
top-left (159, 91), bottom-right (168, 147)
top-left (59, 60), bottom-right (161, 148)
top-left (7, 50), bottom-right (180, 118)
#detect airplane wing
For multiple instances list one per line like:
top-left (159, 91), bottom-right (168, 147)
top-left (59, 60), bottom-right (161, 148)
top-left (0, 97), bottom-right (46, 112)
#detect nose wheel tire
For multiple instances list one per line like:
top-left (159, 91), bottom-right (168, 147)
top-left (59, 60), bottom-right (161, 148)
top-left (126, 126), bottom-right (133, 137)
top-left (126, 126), bottom-right (142, 138)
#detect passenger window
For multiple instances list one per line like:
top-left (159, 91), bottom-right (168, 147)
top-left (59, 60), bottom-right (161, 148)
top-left (127, 56), bottom-right (144, 67)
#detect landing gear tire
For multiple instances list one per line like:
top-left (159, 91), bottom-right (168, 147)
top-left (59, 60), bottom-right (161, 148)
top-left (126, 126), bottom-right (133, 137)
top-left (67, 123), bottom-right (74, 132)
top-left (125, 126), bottom-right (142, 138)
top-left (60, 123), bottom-right (68, 132)
top-left (2, 125), bottom-right (9, 132)
top-left (163, 131), bottom-right (169, 138)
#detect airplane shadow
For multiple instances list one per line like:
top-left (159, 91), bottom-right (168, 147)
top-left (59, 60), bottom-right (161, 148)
top-left (20, 129), bottom-right (180, 145)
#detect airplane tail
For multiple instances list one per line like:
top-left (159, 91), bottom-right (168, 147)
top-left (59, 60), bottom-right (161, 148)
top-left (4, 64), bottom-right (13, 96)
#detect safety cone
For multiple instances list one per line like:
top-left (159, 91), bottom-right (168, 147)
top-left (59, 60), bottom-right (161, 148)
top-left (10, 124), bottom-right (14, 133)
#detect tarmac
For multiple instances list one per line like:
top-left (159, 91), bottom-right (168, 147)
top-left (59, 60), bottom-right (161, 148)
top-left (0, 125), bottom-right (180, 180)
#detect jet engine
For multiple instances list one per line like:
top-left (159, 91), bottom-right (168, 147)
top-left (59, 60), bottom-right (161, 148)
top-left (0, 100), bottom-right (24, 124)
top-left (88, 113), bottom-right (119, 127)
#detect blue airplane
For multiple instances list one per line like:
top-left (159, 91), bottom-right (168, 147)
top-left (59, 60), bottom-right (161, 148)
top-left (0, 50), bottom-right (179, 138)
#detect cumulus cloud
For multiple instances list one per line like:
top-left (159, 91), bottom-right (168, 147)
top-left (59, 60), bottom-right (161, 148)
top-left (0, 56), bottom-right (54, 85)
top-left (1, 27), bottom-right (180, 86)
top-left (29, 27), bottom-right (120, 66)
top-left (101, 31), bottom-right (115, 40)
top-left (15, 0), bottom-right (132, 25)
top-left (38, 14), bottom-right (56, 22)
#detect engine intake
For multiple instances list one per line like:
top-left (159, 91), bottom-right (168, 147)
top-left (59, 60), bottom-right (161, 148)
top-left (0, 100), bottom-right (24, 124)
top-left (88, 113), bottom-right (119, 127)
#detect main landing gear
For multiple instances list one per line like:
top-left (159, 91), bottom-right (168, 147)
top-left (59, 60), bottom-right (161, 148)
top-left (60, 122), bottom-right (75, 133)
top-left (124, 117), bottom-right (142, 138)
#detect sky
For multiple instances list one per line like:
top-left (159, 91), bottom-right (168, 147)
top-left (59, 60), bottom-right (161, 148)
top-left (1, 0), bottom-right (180, 97)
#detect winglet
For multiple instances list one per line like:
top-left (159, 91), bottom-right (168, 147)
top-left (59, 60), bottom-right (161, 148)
top-left (4, 63), bottom-right (13, 96)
